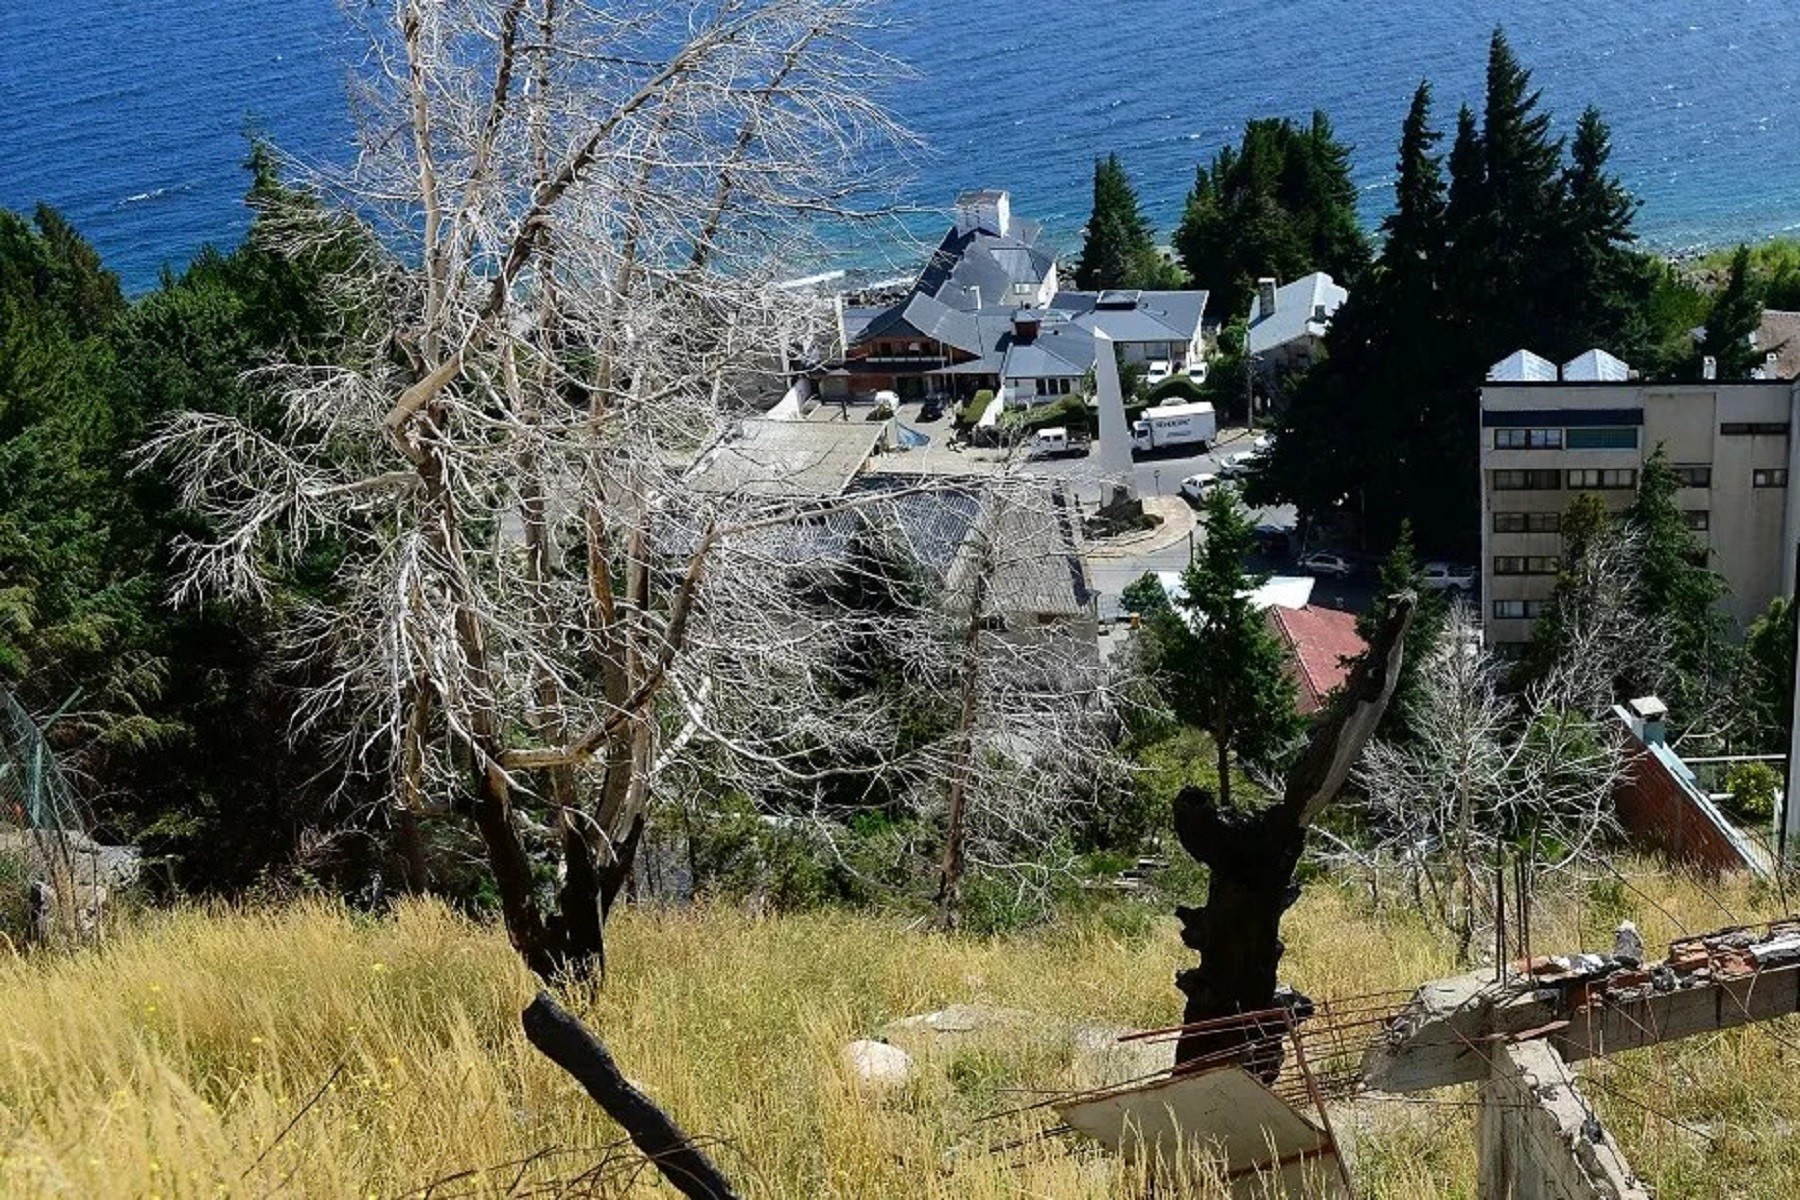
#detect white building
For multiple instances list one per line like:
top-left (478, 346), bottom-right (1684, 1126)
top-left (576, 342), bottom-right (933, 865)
top-left (1479, 349), bottom-right (1800, 645)
top-left (1246, 272), bottom-right (1347, 372)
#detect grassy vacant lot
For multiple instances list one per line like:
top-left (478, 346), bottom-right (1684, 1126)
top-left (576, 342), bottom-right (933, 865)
top-left (2, 869), bottom-right (1798, 1198)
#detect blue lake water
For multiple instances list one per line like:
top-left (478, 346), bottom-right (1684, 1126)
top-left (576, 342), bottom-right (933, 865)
top-left (5, 1), bottom-right (1799, 293)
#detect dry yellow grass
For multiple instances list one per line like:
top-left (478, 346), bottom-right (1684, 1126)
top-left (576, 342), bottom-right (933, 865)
top-left (1, 867), bottom-right (1797, 1198)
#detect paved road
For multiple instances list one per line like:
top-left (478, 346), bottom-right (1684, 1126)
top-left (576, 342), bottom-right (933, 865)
top-left (885, 400), bottom-right (1376, 619)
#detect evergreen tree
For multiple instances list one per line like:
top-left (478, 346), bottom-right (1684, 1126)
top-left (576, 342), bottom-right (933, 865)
top-left (1074, 154), bottom-right (1164, 290)
top-left (1444, 104), bottom-right (1484, 247)
top-left (1699, 245), bottom-right (1765, 378)
top-left (1385, 83), bottom-right (1447, 271)
top-left (1159, 487), bottom-right (1301, 808)
top-left (1174, 114), bottom-right (1369, 315)
top-left (1622, 446), bottom-right (1729, 685)
top-left (1356, 519), bottom-right (1447, 742)
top-left (1742, 596), bottom-right (1796, 753)
top-left (1557, 107), bottom-right (1644, 353)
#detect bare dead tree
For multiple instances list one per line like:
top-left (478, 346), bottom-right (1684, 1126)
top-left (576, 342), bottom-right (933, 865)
top-left (145, 0), bottom-right (917, 982)
top-left (1352, 603), bottom-right (1629, 963)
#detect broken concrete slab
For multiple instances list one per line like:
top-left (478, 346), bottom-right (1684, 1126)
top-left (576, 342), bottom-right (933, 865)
top-left (1068, 1023), bottom-right (1177, 1090)
top-left (1054, 1065), bottom-right (1349, 1199)
top-left (1478, 1040), bottom-right (1652, 1200)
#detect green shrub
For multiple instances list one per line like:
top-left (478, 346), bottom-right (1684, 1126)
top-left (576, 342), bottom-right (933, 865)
top-left (956, 389), bottom-right (996, 429)
top-left (1725, 761), bottom-right (1781, 824)
top-left (1147, 374), bottom-right (1205, 405)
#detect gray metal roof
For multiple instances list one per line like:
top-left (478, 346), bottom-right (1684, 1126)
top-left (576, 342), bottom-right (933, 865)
top-left (856, 291), bottom-right (985, 355)
top-left (999, 315), bottom-right (1095, 379)
top-left (687, 418), bottom-right (884, 498)
top-left (943, 481), bottom-right (1092, 619)
top-left (1245, 272), bottom-right (1346, 357)
top-left (1052, 289), bottom-right (1209, 346)
top-left (914, 224), bottom-right (1054, 310)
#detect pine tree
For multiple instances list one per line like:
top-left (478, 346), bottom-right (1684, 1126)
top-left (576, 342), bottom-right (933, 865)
top-left (1558, 107), bottom-right (1645, 356)
top-left (1075, 153), bottom-right (1161, 291)
top-left (1384, 83), bottom-right (1447, 271)
top-left (1356, 519), bottom-right (1446, 742)
top-left (1623, 445), bottom-right (1729, 686)
top-left (1174, 115), bottom-right (1368, 315)
top-left (1444, 104), bottom-right (1484, 247)
top-left (1162, 487), bottom-right (1302, 808)
top-left (1742, 596), bottom-right (1796, 753)
top-left (1699, 245), bottom-right (1765, 378)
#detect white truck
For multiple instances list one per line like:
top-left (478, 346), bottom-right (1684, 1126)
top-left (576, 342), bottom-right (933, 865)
top-left (1028, 426), bottom-right (1091, 459)
top-left (1131, 401), bottom-right (1216, 453)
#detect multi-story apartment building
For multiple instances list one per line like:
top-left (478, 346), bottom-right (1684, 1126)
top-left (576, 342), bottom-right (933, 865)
top-left (1479, 348), bottom-right (1800, 646)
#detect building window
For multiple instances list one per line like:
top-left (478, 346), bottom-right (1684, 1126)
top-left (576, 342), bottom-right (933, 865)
top-left (1034, 377), bottom-right (1074, 396)
top-left (1493, 599), bottom-right (1546, 619)
top-left (1493, 556), bottom-right (1558, 576)
top-left (1683, 510), bottom-right (1710, 531)
top-left (1673, 464), bottom-right (1712, 488)
top-left (1492, 469), bottom-right (1563, 491)
top-left (1567, 468), bottom-right (1636, 489)
top-left (1754, 468), bottom-right (1789, 488)
top-left (1493, 428), bottom-right (1563, 450)
top-left (1492, 511), bottom-right (1561, 533)
top-left (1564, 427), bottom-right (1639, 450)
top-left (1721, 422), bottom-right (1791, 436)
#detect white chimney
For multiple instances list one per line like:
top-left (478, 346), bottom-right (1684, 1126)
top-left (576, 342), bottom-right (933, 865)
top-left (1627, 696), bottom-right (1669, 746)
top-left (1256, 277), bottom-right (1278, 317)
top-left (1768, 351), bottom-right (1782, 374)
top-left (1702, 355), bottom-right (1718, 381)
top-left (953, 190), bottom-right (1010, 238)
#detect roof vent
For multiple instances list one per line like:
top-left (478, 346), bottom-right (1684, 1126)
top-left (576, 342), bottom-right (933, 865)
top-left (1486, 349), bottom-right (1558, 383)
top-left (1011, 308), bottom-right (1041, 341)
top-left (1095, 289), bottom-right (1141, 310)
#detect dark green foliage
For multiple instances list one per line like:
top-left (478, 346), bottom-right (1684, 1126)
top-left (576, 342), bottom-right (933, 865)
top-left (1724, 761), bottom-right (1780, 825)
top-left (1698, 245), bottom-right (1765, 379)
top-left (1741, 595), bottom-right (1796, 753)
top-left (1256, 31), bottom-right (1661, 557)
top-left (1120, 572), bottom-right (1171, 615)
top-left (0, 148), bottom-right (388, 892)
top-left (956, 388), bottom-right (996, 429)
top-left (1355, 520), bottom-right (1446, 742)
top-left (1154, 488), bottom-right (1302, 808)
top-left (1174, 113), bottom-right (1370, 317)
top-left (1146, 374), bottom-right (1205, 405)
top-left (1624, 447), bottom-right (1729, 681)
top-left (1074, 154), bottom-right (1176, 291)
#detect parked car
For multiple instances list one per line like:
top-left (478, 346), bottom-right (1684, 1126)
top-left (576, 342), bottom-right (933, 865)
top-left (1253, 523), bottom-right (1291, 556)
top-left (1299, 551), bottom-right (1354, 579)
top-left (1249, 432), bottom-right (1272, 453)
top-left (1185, 359), bottom-right (1209, 383)
top-left (1180, 472), bottom-right (1219, 504)
top-left (1421, 562), bottom-right (1478, 592)
top-left (1145, 358), bottom-right (1172, 386)
top-left (918, 399), bottom-right (944, 422)
top-left (1218, 449), bottom-right (1264, 479)
top-left (1029, 426), bottom-right (1091, 459)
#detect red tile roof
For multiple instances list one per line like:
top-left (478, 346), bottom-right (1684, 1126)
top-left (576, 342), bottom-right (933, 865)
top-left (1268, 605), bottom-right (1367, 714)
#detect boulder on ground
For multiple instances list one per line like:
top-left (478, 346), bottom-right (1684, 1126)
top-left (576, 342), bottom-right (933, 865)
top-left (841, 1039), bottom-right (914, 1088)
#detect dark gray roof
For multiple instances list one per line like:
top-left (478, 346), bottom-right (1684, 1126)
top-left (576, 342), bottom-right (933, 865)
top-left (856, 292), bottom-right (985, 355)
top-left (998, 314), bottom-right (1095, 378)
top-left (1051, 289), bottom-right (1209, 345)
top-left (914, 224), bottom-right (1054, 310)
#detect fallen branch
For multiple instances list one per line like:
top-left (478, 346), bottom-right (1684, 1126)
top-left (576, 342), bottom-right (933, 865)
top-left (521, 991), bottom-right (741, 1200)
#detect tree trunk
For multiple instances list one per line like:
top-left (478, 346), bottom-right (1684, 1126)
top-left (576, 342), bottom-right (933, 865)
top-left (1172, 597), bottom-right (1416, 1077)
top-left (1215, 735), bottom-right (1233, 810)
top-left (934, 531), bottom-right (992, 931)
top-left (522, 991), bottom-right (740, 1200)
